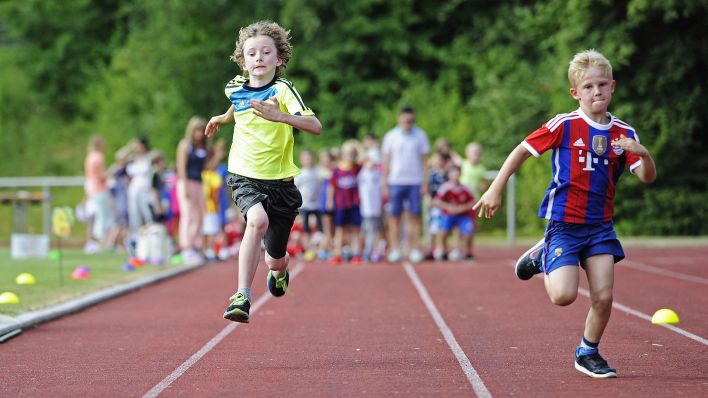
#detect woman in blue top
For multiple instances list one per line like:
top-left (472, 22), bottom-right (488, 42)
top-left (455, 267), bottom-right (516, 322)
top-left (176, 116), bottom-right (211, 266)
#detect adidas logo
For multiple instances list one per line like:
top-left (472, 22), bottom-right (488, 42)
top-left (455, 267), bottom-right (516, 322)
top-left (574, 138), bottom-right (585, 147)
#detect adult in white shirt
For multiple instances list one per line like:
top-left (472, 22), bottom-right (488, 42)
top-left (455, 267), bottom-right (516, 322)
top-left (381, 106), bottom-right (430, 263)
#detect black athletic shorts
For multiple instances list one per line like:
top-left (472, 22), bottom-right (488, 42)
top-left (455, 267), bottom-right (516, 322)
top-left (226, 174), bottom-right (302, 259)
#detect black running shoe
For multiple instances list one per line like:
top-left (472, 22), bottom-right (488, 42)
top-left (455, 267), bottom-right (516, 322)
top-left (267, 270), bottom-right (289, 297)
top-left (575, 352), bottom-right (618, 378)
top-left (223, 293), bottom-right (250, 323)
top-left (515, 239), bottom-right (544, 280)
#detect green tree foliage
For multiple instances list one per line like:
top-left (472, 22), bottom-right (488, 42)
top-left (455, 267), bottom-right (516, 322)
top-left (0, 0), bottom-right (705, 234)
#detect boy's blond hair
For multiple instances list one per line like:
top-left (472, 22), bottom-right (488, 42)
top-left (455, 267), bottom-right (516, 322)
top-left (231, 21), bottom-right (292, 78)
top-left (568, 50), bottom-right (613, 87)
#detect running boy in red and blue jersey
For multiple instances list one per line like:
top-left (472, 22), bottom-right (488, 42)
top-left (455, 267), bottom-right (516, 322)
top-left (474, 50), bottom-right (656, 378)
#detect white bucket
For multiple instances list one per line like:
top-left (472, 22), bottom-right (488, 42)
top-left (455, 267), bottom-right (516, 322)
top-left (11, 234), bottom-right (50, 259)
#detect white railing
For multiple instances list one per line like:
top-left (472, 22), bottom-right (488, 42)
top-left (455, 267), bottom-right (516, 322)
top-left (0, 176), bottom-right (85, 235)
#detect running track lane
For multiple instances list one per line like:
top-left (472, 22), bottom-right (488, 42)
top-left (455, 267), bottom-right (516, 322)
top-left (414, 246), bottom-right (708, 397)
top-left (152, 262), bottom-right (478, 397)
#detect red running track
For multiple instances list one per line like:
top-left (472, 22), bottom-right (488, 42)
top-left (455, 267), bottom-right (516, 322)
top-left (1, 244), bottom-right (706, 397)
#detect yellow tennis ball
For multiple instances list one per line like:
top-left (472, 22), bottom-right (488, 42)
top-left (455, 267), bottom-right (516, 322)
top-left (0, 292), bottom-right (20, 304)
top-left (15, 273), bottom-right (36, 285)
top-left (651, 308), bottom-right (680, 325)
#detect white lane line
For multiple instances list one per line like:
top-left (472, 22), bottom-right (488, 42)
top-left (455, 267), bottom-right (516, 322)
top-left (143, 263), bottom-right (305, 398)
top-left (577, 287), bottom-right (708, 346)
top-left (403, 263), bottom-right (492, 398)
top-left (619, 260), bottom-right (708, 285)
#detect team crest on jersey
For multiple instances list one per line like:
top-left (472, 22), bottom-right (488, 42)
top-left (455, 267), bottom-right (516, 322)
top-left (554, 247), bottom-right (563, 257)
top-left (592, 136), bottom-right (607, 156)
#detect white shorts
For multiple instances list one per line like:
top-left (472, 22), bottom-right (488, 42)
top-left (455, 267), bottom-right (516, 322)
top-left (202, 212), bottom-right (221, 236)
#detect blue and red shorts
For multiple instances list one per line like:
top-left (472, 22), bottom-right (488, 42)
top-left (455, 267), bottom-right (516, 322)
top-left (542, 220), bottom-right (625, 274)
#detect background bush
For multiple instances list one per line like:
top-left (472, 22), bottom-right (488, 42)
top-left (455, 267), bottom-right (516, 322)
top-left (1, 0), bottom-right (706, 236)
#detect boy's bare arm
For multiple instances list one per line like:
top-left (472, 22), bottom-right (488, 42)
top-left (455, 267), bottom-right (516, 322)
top-left (611, 135), bottom-right (656, 184)
top-left (473, 144), bottom-right (532, 219)
top-left (249, 97), bottom-right (322, 135)
top-left (205, 105), bottom-right (235, 138)
top-left (458, 200), bottom-right (476, 213)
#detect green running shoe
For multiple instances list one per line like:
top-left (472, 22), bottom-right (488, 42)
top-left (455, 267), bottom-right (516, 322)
top-left (267, 270), bottom-right (289, 297)
top-left (223, 293), bottom-right (250, 323)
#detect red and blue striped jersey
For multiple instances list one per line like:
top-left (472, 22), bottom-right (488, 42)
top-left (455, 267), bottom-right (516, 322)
top-left (522, 109), bottom-right (642, 224)
top-left (330, 163), bottom-right (361, 210)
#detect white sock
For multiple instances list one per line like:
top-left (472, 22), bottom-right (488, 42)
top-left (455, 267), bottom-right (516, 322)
top-left (237, 288), bottom-right (251, 301)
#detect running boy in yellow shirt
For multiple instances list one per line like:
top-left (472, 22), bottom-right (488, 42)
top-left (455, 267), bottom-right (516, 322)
top-left (205, 21), bottom-right (322, 323)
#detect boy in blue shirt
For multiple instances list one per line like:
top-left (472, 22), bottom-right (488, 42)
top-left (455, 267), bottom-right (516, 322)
top-left (474, 50), bottom-right (656, 378)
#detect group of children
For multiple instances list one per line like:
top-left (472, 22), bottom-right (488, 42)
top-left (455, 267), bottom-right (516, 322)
top-left (203, 20), bottom-right (655, 380)
top-left (82, 134), bottom-right (245, 266)
top-left (289, 137), bottom-right (488, 265)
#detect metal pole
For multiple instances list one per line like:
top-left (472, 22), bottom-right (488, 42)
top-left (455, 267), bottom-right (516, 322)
top-left (43, 185), bottom-right (51, 236)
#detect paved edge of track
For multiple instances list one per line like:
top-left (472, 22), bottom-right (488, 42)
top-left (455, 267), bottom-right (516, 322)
top-left (402, 262), bottom-right (492, 398)
top-left (0, 262), bottom-right (206, 337)
top-left (142, 262), bottom-right (306, 398)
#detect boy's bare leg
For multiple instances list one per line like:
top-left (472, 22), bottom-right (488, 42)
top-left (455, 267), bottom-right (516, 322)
top-left (264, 251), bottom-right (288, 275)
top-left (544, 266), bottom-right (579, 306)
top-left (582, 254), bottom-right (614, 343)
top-left (408, 215), bottom-right (421, 253)
top-left (435, 232), bottom-right (445, 256)
top-left (238, 203), bottom-right (268, 291)
top-left (333, 226), bottom-right (344, 257)
top-left (387, 215), bottom-right (401, 253)
top-left (347, 225), bottom-right (361, 255)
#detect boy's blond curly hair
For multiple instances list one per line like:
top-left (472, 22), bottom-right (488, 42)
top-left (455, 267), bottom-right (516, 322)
top-left (568, 49), bottom-right (613, 87)
top-left (231, 21), bottom-right (292, 78)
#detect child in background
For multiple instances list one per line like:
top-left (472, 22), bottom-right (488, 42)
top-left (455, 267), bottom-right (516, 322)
top-left (316, 148), bottom-right (336, 260)
top-left (134, 150), bottom-right (172, 264)
top-left (474, 50), bottom-right (656, 378)
top-left (328, 140), bottom-right (362, 265)
top-left (433, 165), bottom-right (475, 261)
top-left (294, 149), bottom-right (322, 257)
top-left (201, 167), bottom-right (223, 262)
top-left (460, 142), bottom-right (488, 199)
top-left (107, 150), bottom-right (130, 251)
top-left (362, 133), bottom-right (382, 169)
top-left (222, 207), bottom-right (244, 258)
top-left (205, 20), bottom-right (322, 323)
top-left (357, 148), bottom-right (384, 262)
top-left (149, 151), bottom-right (169, 224)
top-left (424, 152), bottom-right (450, 260)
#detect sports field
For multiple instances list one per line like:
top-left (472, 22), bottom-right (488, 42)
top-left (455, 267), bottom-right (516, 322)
top-left (1, 242), bottom-right (706, 397)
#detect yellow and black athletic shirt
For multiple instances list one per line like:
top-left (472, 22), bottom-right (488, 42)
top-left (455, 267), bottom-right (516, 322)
top-left (224, 75), bottom-right (315, 180)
